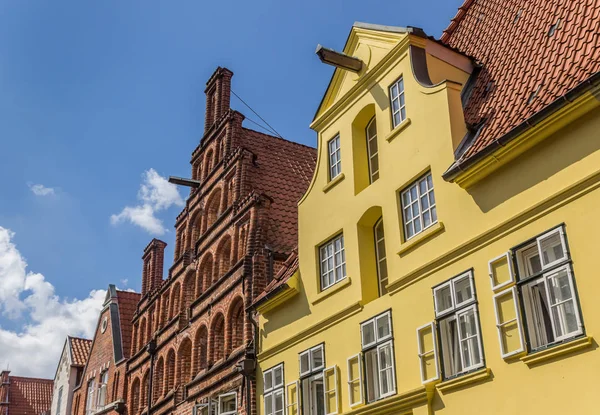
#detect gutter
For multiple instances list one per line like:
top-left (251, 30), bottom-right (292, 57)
top-left (443, 71), bottom-right (600, 181)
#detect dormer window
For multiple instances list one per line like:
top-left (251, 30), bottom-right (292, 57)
top-left (389, 77), bottom-right (406, 128)
top-left (328, 135), bottom-right (342, 180)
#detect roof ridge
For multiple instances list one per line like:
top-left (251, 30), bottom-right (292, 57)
top-left (440, 0), bottom-right (476, 43)
top-left (241, 127), bottom-right (317, 150)
top-left (9, 376), bottom-right (54, 382)
top-left (68, 335), bottom-right (92, 342)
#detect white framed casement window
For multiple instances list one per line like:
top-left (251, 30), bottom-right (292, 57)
top-left (416, 322), bottom-right (439, 384)
top-left (323, 366), bottom-right (339, 415)
top-left (56, 386), bottom-right (64, 415)
top-left (488, 252), bottom-right (515, 292)
top-left (400, 172), bottom-right (437, 240)
top-left (366, 117), bottom-right (379, 183)
top-left (374, 219), bottom-right (388, 296)
top-left (328, 135), bottom-right (342, 180)
top-left (361, 311), bottom-right (396, 403)
top-left (285, 381), bottom-right (301, 415)
top-left (346, 354), bottom-right (363, 407)
top-left (192, 403), bottom-right (209, 415)
top-left (85, 379), bottom-right (96, 415)
top-left (298, 344), bottom-right (326, 415)
top-left (389, 77), bottom-right (406, 128)
top-left (511, 225), bottom-right (583, 352)
top-left (218, 392), bottom-right (237, 415)
top-left (493, 286), bottom-right (525, 358)
top-left (319, 234), bottom-right (346, 291)
top-left (433, 271), bottom-right (484, 379)
top-left (264, 364), bottom-right (285, 415)
top-left (96, 371), bottom-right (108, 408)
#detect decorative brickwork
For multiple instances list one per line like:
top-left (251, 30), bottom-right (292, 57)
top-left (0, 371), bottom-right (53, 415)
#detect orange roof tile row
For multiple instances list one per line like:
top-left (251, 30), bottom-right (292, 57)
top-left (68, 337), bottom-right (92, 367)
top-left (6, 376), bottom-right (53, 415)
top-left (252, 249), bottom-right (299, 308)
top-left (442, 0), bottom-right (600, 162)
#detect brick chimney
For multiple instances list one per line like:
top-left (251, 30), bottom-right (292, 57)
top-left (141, 239), bottom-right (167, 295)
top-left (204, 67), bottom-right (234, 134)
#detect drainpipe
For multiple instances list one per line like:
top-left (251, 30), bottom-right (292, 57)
top-left (146, 340), bottom-right (157, 415)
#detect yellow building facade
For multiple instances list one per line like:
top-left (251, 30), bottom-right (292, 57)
top-left (253, 21), bottom-right (600, 415)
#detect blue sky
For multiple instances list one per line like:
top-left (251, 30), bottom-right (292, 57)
top-left (0, 0), bottom-right (463, 376)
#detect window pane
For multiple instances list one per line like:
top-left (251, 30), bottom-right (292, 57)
top-left (538, 231), bottom-right (567, 268)
top-left (364, 350), bottom-right (379, 403)
top-left (265, 394), bottom-right (273, 415)
top-left (300, 352), bottom-right (310, 374)
top-left (522, 279), bottom-right (555, 349)
top-left (264, 372), bottom-right (273, 391)
top-left (547, 268), bottom-right (579, 338)
top-left (362, 321), bottom-right (375, 346)
top-left (311, 347), bottom-right (324, 370)
top-left (273, 366), bottom-right (283, 387)
top-left (274, 391), bottom-right (284, 414)
top-left (378, 344), bottom-right (394, 395)
top-left (453, 276), bottom-right (474, 305)
top-left (517, 244), bottom-right (542, 278)
top-left (376, 314), bottom-right (391, 340)
top-left (439, 317), bottom-right (460, 377)
top-left (435, 284), bottom-right (453, 315)
top-left (458, 309), bottom-right (481, 369)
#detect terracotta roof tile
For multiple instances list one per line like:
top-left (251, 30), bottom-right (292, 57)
top-left (68, 337), bottom-right (92, 367)
top-left (252, 249), bottom-right (299, 308)
top-left (441, 0), bottom-right (600, 162)
top-left (5, 375), bottom-right (53, 415)
top-left (116, 290), bottom-right (140, 359)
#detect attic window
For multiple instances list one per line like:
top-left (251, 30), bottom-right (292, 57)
top-left (514, 9), bottom-right (523, 23)
top-left (548, 19), bottom-right (561, 37)
top-left (527, 85), bottom-right (542, 105)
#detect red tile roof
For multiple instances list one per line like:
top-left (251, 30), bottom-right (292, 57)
top-left (240, 128), bottom-right (317, 255)
top-left (252, 249), bottom-right (299, 308)
top-left (2, 375), bottom-right (53, 415)
top-left (116, 290), bottom-right (140, 359)
top-left (441, 0), bottom-right (600, 166)
top-left (68, 337), bottom-right (92, 367)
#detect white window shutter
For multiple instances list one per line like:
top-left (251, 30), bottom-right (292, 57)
top-left (285, 381), bottom-right (300, 415)
top-left (346, 353), bottom-right (363, 407)
top-left (323, 366), bottom-right (339, 415)
top-left (493, 286), bottom-right (525, 358)
top-left (488, 252), bottom-right (515, 291)
top-left (416, 322), bottom-right (439, 384)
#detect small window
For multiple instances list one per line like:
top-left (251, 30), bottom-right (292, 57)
top-left (400, 172), bottom-right (437, 240)
top-left (374, 219), bottom-right (388, 296)
top-left (328, 135), bottom-right (342, 180)
top-left (263, 364), bottom-right (284, 415)
top-left (56, 387), bottom-right (64, 415)
top-left (366, 118), bottom-right (379, 183)
top-left (96, 371), bottom-right (108, 408)
top-left (433, 271), bottom-right (484, 379)
top-left (85, 379), bottom-right (96, 415)
top-left (389, 77), bottom-right (406, 128)
top-left (319, 235), bottom-right (346, 291)
top-left (361, 311), bottom-right (395, 403)
top-left (299, 344), bottom-right (326, 415)
top-left (218, 392), bottom-right (237, 415)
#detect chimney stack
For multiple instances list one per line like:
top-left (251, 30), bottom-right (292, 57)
top-left (204, 67), bottom-right (234, 134)
top-left (141, 239), bottom-right (167, 295)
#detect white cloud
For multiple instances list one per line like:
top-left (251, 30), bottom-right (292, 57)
top-left (28, 183), bottom-right (55, 196)
top-left (0, 226), bottom-right (105, 378)
top-left (120, 278), bottom-right (129, 287)
top-left (110, 169), bottom-right (184, 235)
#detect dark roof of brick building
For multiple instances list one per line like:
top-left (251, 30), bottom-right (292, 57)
top-left (442, 0), bottom-right (600, 167)
top-left (115, 290), bottom-right (140, 359)
top-left (4, 375), bottom-right (53, 415)
top-left (240, 128), bottom-right (317, 255)
top-left (68, 337), bottom-right (92, 367)
top-left (252, 249), bottom-right (299, 308)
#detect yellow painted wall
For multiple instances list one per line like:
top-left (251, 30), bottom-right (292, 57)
top-left (257, 25), bottom-right (600, 415)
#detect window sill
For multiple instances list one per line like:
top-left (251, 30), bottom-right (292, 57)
top-left (521, 336), bottom-right (593, 367)
top-left (323, 173), bottom-right (345, 193)
top-left (397, 222), bottom-right (445, 257)
top-left (436, 367), bottom-right (492, 394)
top-left (385, 118), bottom-right (412, 143)
top-left (311, 277), bottom-right (351, 305)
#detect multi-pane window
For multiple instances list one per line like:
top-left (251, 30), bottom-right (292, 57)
top-left (263, 364), bottom-right (284, 415)
top-left (97, 371), bottom-right (108, 408)
top-left (218, 392), bottom-right (237, 415)
top-left (85, 380), bottom-right (96, 415)
top-left (366, 118), bottom-right (379, 183)
top-left (434, 271), bottom-right (484, 379)
top-left (389, 77), bottom-right (406, 128)
top-left (513, 226), bottom-right (583, 350)
top-left (361, 311), bottom-right (396, 403)
top-left (299, 345), bottom-right (326, 415)
top-left (319, 235), bottom-right (346, 290)
top-left (327, 135), bottom-right (342, 180)
top-left (400, 173), bottom-right (437, 240)
top-left (56, 387), bottom-right (63, 415)
top-left (374, 219), bottom-right (388, 296)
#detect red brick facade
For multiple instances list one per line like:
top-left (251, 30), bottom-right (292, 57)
top-left (124, 67), bottom-right (316, 415)
top-left (1, 371), bottom-right (54, 415)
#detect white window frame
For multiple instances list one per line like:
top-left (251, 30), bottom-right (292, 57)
top-left (455, 305), bottom-right (485, 373)
top-left (264, 364), bottom-right (285, 415)
top-left (433, 271), bottom-right (475, 317)
top-left (56, 386), bottom-right (63, 415)
top-left (361, 311), bottom-right (396, 402)
top-left (389, 77), bottom-right (406, 128)
top-left (488, 252), bottom-right (515, 291)
top-left (85, 380), bottom-right (96, 415)
top-left (322, 366), bottom-right (339, 415)
top-left (536, 227), bottom-right (568, 270)
top-left (346, 353), bottom-right (363, 408)
top-left (218, 392), bottom-right (237, 415)
top-left (328, 135), bottom-right (342, 180)
top-left (319, 235), bottom-right (346, 291)
top-left (492, 286), bottom-right (525, 358)
top-left (299, 345), bottom-right (325, 377)
top-left (400, 172), bottom-right (437, 241)
top-left (374, 218), bottom-right (387, 296)
top-left (366, 117), bottom-right (379, 183)
top-left (375, 341), bottom-right (396, 399)
top-left (284, 381), bottom-right (300, 415)
top-left (96, 371), bottom-right (108, 408)
top-left (416, 322), bottom-right (439, 384)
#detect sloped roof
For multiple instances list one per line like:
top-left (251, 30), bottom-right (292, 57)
top-left (6, 376), bottom-right (53, 415)
top-left (252, 249), bottom-right (299, 308)
top-left (442, 0), bottom-right (600, 164)
top-left (68, 337), bottom-right (92, 367)
top-left (115, 290), bottom-right (140, 360)
top-left (240, 129), bottom-right (317, 255)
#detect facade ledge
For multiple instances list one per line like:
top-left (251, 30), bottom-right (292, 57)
top-left (311, 277), bottom-right (352, 305)
top-left (521, 336), bottom-right (594, 367)
top-left (436, 367), bottom-right (492, 394)
top-left (256, 272), bottom-right (300, 314)
top-left (385, 118), bottom-right (412, 143)
top-left (396, 221), bottom-right (445, 257)
top-left (344, 385), bottom-right (433, 415)
top-left (323, 173), bottom-right (345, 193)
